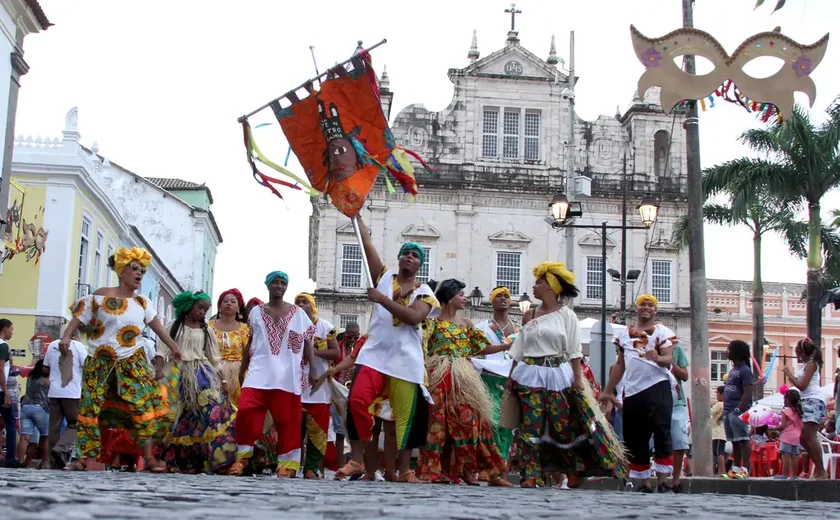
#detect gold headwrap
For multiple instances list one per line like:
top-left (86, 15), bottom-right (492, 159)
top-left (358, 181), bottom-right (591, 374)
top-left (533, 262), bottom-right (575, 295)
top-left (113, 247), bottom-right (152, 275)
top-left (490, 286), bottom-right (511, 303)
top-left (295, 293), bottom-right (318, 315)
top-left (635, 294), bottom-right (659, 310)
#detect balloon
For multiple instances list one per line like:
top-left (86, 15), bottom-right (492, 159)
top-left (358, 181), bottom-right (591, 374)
top-left (740, 404), bottom-right (782, 427)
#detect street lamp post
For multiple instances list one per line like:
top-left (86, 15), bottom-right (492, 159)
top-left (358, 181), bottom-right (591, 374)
top-left (468, 287), bottom-right (484, 308)
top-left (548, 192), bottom-right (659, 385)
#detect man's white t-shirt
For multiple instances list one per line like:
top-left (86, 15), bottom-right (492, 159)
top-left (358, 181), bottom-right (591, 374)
top-left (43, 339), bottom-right (88, 399)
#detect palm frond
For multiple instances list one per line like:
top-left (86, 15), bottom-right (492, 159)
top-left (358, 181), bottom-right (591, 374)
top-left (740, 128), bottom-right (779, 156)
top-left (832, 209), bottom-right (840, 229)
top-left (672, 215), bottom-right (690, 252)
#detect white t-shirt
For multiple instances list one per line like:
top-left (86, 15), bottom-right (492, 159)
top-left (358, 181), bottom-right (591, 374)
top-left (43, 339), bottom-right (88, 399)
top-left (614, 323), bottom-right (676, 399)
top-left (355, 270), bottom-right (439, 388)
top-left (301, 317), bottom-right (336, 404)
top-left (243, 304), bottom-right (315, 395)
top-left (797, 362), bottom-right (824, 401)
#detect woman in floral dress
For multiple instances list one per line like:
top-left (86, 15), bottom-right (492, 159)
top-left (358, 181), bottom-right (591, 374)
top-left (208, 289), bottom-right (250, 406)
top-left (156, 291), bottom-right (238, 473)
top-left (418, 278), bottom-right (512, 487)
top-left (507, 262), bottom-right (625, 487)
top-left (59, 247), bottom-right (183, 472)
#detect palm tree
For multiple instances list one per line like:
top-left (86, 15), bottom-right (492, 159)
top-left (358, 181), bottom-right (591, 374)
top-left (703, 100), bottom-right (840, 348)
top-left (673, 191), bottom-right (801, 397)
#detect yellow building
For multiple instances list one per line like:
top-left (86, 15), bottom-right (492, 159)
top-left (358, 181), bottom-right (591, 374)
top-left (0, 119), bottom-right (131, 368)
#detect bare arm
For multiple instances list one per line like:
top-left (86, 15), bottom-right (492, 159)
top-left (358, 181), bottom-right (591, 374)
top-left (571, 357), bottom-right (583, 389)
top-left (239, 335), bottom-right (252, 385)
top-left (355, 217), bottom-right (383, 286)
top-left (0, 361), bottom-right (6, 395)
top-left (786, 361), bottom-right (817, 392)
top-left (672, 360), bottom-right (689, 382)
top-left (59, 317), bottom-right (84, 355)
top-left (328, 352), bottom-right (357, 378)
top-left (737, 384), bottom-right (753, 412)
top-left (646, 345), bottom-right (673, 368)
top-left (147, 318), bottom-right (182, 361)
top-left (376, 297), bottom-right (432, 327)
top-left (304, 338), bottom-right (316, 371)
top-left (482, 343), bottom-right (510, 356)
top-left (315, 337), bottom-right (340, 361)
top-left (602, 348), bottom-right (626, 399)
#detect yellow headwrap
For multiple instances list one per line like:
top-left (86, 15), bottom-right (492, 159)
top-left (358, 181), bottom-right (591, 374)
top-left (533, 262), bottom-right (575, 295)
top-left (113, 247), bottom-right (152, 275)
top-left (295, 293), bottom-right (318, 315)
top-left (490, 286), bottom-right (511, 303)
top-left (635, 294), bottom-right (659, 310)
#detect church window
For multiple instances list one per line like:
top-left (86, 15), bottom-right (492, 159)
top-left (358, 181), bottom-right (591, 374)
top-left (653, 130), bottom-right (670, 175)
top-left (711, 350), bottom-right (729, 385)
top-left (340, 244), bottom-right (363, 289)
top-left (416, 247), bottom-right (432, 284)
top-left (503, 109), bottom-right (520, 159)
top-left (650, 259), bottom-right (673, 303)
top-left (586, 256), bottom-right (605, 300)
top-left (495, 251), bottom-right (521, 296)
top-left (482, 109), bottom-right (499, 157)
top-left (524, 111), bottom-right (540, 161)
top-left (340, 314), bottom-right (359, 330)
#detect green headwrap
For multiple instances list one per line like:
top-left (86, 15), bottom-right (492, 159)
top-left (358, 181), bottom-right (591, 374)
top-left (172, 290), bottom-right (211, 319)
top-left (265, 271), bottom-right (289, 287)
top-left (398, 242), bottom-right (425, 265)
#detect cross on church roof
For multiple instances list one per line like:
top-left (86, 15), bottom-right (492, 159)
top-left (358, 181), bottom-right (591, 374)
top-left (504, 3), bottom-right (522, 32)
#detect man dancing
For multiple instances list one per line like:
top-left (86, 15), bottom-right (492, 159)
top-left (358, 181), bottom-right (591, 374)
top-left (231, 271), bottom-right (317, 477)
top-left (294, 292), bottom-right (339, 479)
top-left (336, 218), bottom-right (440, 483)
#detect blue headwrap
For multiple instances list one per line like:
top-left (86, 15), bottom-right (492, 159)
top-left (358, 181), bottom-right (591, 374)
top-left (265, 271), bottom-right (289, 287)
top-left (398, 242), bottom-right (425, 265)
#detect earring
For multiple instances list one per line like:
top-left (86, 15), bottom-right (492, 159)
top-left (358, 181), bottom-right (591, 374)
top-left (237, 313), bottom-right (243, 320)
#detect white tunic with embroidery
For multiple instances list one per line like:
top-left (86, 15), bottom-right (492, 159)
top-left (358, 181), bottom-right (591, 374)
top-left (354, 269), bottom-right (440, 394)
top-left (243, 305), bottom-right (316, 395)
top-left (472, 320), bottom-right (515, 377)
top-left (301, 317), bottom-right (336, 405)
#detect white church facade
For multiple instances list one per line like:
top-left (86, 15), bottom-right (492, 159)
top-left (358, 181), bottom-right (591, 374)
top-left (310, 28), bottom-right (692, 350)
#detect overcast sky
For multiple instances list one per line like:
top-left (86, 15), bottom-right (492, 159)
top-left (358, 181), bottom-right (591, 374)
top-left (14, 0), bottom-right (840, 305)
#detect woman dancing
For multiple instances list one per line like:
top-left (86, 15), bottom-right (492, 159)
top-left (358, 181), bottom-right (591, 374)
top-left (209, 289), bottom-right (250, 406)
top-left (418, 278), bottom-right (512, 487)
top-left (59, 247), bottom-right (183, 472)
top-left (508, 262), bottom-right (624, 487)
top-left (156, 290), bottom-right (237, 473)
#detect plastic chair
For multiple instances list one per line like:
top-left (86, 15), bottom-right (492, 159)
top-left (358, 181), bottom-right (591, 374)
top-left (751, 443), bottom-right (779, 477)
top-left (812, 433), bottom-right (840, 479)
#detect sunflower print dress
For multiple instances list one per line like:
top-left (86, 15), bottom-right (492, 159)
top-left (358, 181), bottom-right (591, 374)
top-left (71, 294), bottom-right (172, 462)
top-left (208, 320), bottom-right (251, 406)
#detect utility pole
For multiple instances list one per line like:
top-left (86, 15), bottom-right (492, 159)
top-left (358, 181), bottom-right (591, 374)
top-left (565, 32), bottom-right (576, 299)
top-left (620, 150), bottom-right (628, 324)
top-left (683, 0), bottom-right (712, 477)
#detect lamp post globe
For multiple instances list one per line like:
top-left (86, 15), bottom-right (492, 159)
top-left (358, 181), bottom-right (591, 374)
top-left (468, 287), bottom-right (483, 307)
top-left (518, 293), bottom-right (532, 314)
top-left (637, 194), bottom-right (659, 228)
top-left (549, 192), bottom-right (571, 224)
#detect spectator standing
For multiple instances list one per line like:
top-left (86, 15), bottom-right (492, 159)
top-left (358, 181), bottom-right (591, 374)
top-left (784, 338), bottom-right (827, 480)
top-left (0, 318), bottom-right (18, 467)
top-left (710, 386), bottom-right (727, 476)
top-left (42, 331), bottom-right (87, 469)
top-left (18, 360), bottom-right (50, 468)
top-left (722, 340), bottom-right (753, 479)
top-left (670, 342), bottom-right (690, 492)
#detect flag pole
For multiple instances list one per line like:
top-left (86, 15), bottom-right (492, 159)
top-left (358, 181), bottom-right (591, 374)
top-left (237, 38), bottom-right (388, 123)
top-left (351, 216), bottom-right (375, 288)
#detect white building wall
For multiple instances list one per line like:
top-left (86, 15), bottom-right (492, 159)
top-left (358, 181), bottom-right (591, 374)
top-left (0, 5), bottom-right (15, 173)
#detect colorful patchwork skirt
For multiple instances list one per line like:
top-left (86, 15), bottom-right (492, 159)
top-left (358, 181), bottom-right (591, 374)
top-left (160, 362), bottom-right (237, 473)
top-left (418, 357), bottom-right (506, 481)
top-left (76, 348), bottom-right (174, 461)
top-left (511, 356), bottom-right (625, 481)
top-left (481, 372), bottom-right (515, 463)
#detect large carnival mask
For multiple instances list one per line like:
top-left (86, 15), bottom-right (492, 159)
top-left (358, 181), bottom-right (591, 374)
top-left (630, 25), bottom-right (829, 117)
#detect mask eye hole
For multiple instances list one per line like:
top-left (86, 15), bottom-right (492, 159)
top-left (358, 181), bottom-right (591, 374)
top-left (671, 55), bottom-right (717, 76)
top-left (740, 55), bottom-right (786, 79)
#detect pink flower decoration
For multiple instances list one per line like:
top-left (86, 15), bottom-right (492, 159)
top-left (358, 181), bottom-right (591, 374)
top-left (779, 384), bottom-right (790, 395)
top-left (792, 56), bottom-right (813, 77)
top-left (642, 47), bottom-right (662, 68)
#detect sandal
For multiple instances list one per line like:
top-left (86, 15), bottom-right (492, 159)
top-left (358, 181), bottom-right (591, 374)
top-left (462, 474), bottom-right (480, 486)
top-left (359, 472), bottom-right (377, 481)
top-left (303, 470), bottom-right (320, 480)
top-left (143, 458), bottom-right (167, 473)
top-left (398, 470), bottom-right (421, 483)
top-left (489, 475), bottom-right (513, 487)
top-left (383, 471), bottom-right (399, 482)
top-left (336, 460), bottom-right (365, 479)
top-left (520, 478), bottom-right (541, 488)
top-left (275, 467), bottom-right (297, 478)
top-left (229, 459), bottom-right (248, 477)
top-left (65, 459), bottom-right (87, 471)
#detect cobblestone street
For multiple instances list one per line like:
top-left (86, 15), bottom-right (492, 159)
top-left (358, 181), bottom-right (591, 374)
top-left (2, 470), bottom-right (840, 519)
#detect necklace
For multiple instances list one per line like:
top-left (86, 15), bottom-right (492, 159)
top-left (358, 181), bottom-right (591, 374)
top-left (492, 316), bottom-right (514, 336)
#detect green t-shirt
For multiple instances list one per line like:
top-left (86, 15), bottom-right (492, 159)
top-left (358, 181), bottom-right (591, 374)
top-left (0, 340), bottom-right (9, 380)
top-left (673, 344), bottom-right (689, 407)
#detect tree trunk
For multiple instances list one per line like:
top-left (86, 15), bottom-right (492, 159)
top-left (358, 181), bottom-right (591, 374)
top-left (752, 232), bottom-right (765, 400)
top-left (806, 203), bottom-right (823, 347)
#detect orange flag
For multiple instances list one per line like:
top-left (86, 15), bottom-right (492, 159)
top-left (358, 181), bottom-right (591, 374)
top-left (274, 54), bottom-right (417, 217)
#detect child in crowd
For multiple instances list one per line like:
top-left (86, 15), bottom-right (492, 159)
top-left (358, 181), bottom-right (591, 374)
top-left (711, 386), bottom-right (727, 476)
top-left (772, 389), bottom-right (804, 480)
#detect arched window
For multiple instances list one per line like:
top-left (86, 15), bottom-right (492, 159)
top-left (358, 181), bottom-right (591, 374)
top-left (653, 130), bottom-right (670, 176)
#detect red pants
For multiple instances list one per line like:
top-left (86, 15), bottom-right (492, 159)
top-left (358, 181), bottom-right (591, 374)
top-left (302, 402), bottom-right (331, 472)
top-left (236, 387), bottom-right (302, 471)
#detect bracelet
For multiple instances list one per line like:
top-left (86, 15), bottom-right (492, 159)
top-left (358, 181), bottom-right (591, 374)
top-left (221, 379), bottom-right (228, 384)
top-left (379, 295), bottom-right (388, 304)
